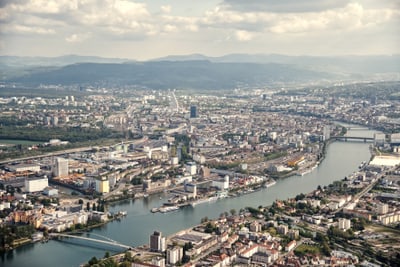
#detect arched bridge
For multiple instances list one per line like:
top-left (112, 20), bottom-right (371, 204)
top-left (331, 136), bottom-right (373, 142)
top-left (49, 233), bottom-right (132, 250)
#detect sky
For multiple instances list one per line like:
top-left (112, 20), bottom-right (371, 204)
top-left (0, 0), bottom-right (399, 60)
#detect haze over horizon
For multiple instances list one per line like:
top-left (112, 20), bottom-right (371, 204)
top-left (0, 0), bottom-right (399, 61)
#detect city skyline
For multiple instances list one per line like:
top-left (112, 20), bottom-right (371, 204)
top-left (0, 0), bottom-right (399, 60)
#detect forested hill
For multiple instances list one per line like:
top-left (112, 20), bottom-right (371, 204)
top-left (6, 60), bottom-right (335, 89)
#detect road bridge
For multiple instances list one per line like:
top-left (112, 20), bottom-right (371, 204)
top-left (49, 233), bottom-right (132, 250)
top-left (330, 136), bottom-right (373, 143)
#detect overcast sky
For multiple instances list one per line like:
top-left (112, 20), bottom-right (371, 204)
top-left (0, 0), bottom-right (399, 60)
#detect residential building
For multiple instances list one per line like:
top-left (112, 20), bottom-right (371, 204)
top-left (167, 246), bottom-right (183, 264)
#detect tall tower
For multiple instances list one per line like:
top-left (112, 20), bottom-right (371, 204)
top-left (53, 157), bottom-right (69, 177)
top-left (190, 105), bottom-right (198, 118)
top-left (150, 231), bottom-right (166, 252)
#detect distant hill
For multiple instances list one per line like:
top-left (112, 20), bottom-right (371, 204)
top-left (0, 55), bottom-right (130, 67)
top-left (5, 60), bottom-right (337, 89)
top-left (2, 53), bottom-right (399, 89)
top-left (154, 54), bottom-right (400, 74)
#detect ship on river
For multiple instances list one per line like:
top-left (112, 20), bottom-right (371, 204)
top-left (190, 196), bottom-right (218, 207)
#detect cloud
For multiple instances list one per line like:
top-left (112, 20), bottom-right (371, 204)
top-left (65, 33), bottom-right (91, 43)
top-left (9, 0), bottom-right (78, 15)
top-left (161, 5), bottom-right (171, 14)
top-left (12, 24), bottom-right (55, 35)
top-left (201, 2), bottom-right (399, 35)
top-left (0, 0), bottom-right (398, 57)
top-left (222, 0), bottom-right (351, 13)
top-left (235, 30), bottom-right (254, 41)
top-left (268, 3), bottom-right (399, 34)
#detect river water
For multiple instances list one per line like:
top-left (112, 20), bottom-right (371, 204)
top-left (1, 126), bottom-right (377, 267)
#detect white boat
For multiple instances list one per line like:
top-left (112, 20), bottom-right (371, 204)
top-left (118, 210), bottom-right (127, 216)
top-left (159, 206), bottom-right (179, 213)
top-left (151, 207), bottom-right (159, 213)
top-left (190, 196), bottom-right (218, 207)
top-left (264, 180), bottom-right (277, 188)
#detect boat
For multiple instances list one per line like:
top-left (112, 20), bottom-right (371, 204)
top-left (32, 232), bottom-right (44, 243)
top-left (264, 180), bottom-right (277, 188)
top-left (143, 194), bottom-right (149, 198)
top-left (118, 210), bottom-right (127, 216)
top-left (158, 206), bottom-right (179, 213)
top-left (151, 207), bottom-right (159, 213)
top-left (190, 196), bottom-right (218, 207)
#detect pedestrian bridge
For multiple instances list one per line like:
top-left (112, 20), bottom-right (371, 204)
top-left (49, 233), bottom-right (132, 250)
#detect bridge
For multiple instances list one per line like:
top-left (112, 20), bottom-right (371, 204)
top-left (330, 136), bottom-right (373, 143)
top-left (345, 127), bottom-right (369, 131)
top-left (49, 233), bottom-right (132, 250)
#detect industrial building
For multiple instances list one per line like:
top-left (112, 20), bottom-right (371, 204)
top-left (53, 157), bottom-right (69, 177)
top-left (24, 177), bottom-right (48, 193)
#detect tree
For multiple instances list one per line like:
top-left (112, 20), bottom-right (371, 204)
top-left (88, 257), bottom-right (98, 265)
top-left (182, 254), bottom-right (190, 264)
top-left (230, 209), bottom-right (236, 216)
top-left (104, 251), bottom-right (110, 258)
top-left (87, 202), bottom-right (90, 211)
top-left (92, 203), bottom-right (96, 211)
top-left (78, 199), bottom-right (84, 205)
top-left (124, 251), bottom-right (132, 262)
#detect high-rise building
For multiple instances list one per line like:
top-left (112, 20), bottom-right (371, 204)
top-left (323, 125), bottom-right (330, 141)
top-left (53, 157), bottom-right (69, 177)
top-left (190, 105), bottom-right (198, 118)
top-left (52, 116), bottom-right (59, 126)
top-left (377, 203), bottom-right (389, 215)
top-left (151, 257), bottom-right (165, 267)
top-left (338, 218), bottom-right (351, 231)
top-left (95, 178), bottom-right (109, 194)
top-left (185, 162), bottom-right (197, 175)
top-left (150, 231), bottom-right (166, 252)
top-left (167, 246), bottom-right (183, 264)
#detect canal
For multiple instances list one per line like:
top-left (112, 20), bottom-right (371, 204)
top-left (1, 126), bottom-right (377, 267)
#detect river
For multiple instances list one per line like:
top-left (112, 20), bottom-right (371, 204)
top-left (1, 126), bottom-right (377, 267)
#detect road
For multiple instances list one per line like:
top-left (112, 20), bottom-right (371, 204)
top-left (0, 137), bottom-right (147, 165)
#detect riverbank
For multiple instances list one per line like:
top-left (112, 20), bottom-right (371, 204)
top-left (3, 134), bottom-right (375, 267)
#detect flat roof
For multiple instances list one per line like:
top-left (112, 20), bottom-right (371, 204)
top-left (369, 156), bottom-right (400, 167)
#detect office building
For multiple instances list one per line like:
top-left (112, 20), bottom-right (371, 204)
top-left (150, 231), bottom-right (166, 252)
top-left (190, 105), bottom-right (198, 118)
